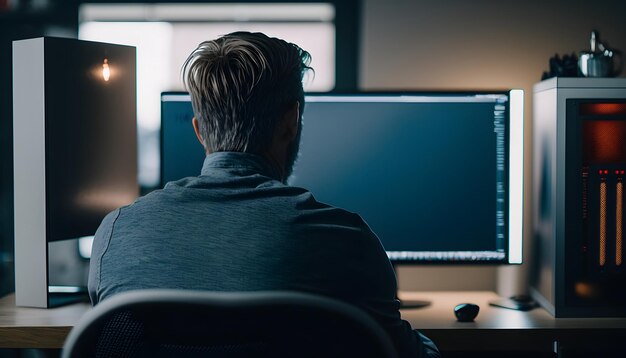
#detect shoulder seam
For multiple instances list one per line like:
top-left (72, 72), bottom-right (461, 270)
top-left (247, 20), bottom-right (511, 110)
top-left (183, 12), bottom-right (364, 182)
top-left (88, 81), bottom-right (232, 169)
top-left (96, 208), bottom-right (123, 302)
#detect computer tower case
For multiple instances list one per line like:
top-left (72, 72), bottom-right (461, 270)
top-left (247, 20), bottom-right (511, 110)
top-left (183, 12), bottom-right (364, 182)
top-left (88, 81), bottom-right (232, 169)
top-left (13, 37), bottom-right (137, 307)
top-left (532, 77), bottom-right (626, 317)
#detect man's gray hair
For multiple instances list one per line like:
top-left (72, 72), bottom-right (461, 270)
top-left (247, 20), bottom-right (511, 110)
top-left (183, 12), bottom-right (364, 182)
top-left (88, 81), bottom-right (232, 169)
top-left (182, 32), bottom-right (312, 154)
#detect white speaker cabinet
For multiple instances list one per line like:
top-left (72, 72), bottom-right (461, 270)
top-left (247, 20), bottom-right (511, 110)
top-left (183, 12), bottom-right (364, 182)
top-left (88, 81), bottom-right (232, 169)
top-left (13, 37), bottom-right (138, 307)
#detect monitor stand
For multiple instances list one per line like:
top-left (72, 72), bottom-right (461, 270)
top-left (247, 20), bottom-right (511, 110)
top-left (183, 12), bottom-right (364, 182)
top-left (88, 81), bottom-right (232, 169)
top-left (392, 263), bottom-right (431, 309)
top-left (48, 285), bottom-right (90, 307)
top-left (488, 294), bottom-right (539, 311)
top-left (398, 298), bottom-right (431, 309)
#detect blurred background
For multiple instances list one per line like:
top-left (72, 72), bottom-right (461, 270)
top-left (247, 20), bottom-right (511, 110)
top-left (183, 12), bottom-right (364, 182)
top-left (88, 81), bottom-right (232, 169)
top-left (2, 0), bottom-right (626, 300)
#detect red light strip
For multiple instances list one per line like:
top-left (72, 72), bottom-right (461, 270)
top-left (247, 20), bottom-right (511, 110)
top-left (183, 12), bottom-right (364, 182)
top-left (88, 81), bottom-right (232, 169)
top-left (617, 180), bottom-right (623, 266)
top-left (600, 181), bottom-right (607, 267)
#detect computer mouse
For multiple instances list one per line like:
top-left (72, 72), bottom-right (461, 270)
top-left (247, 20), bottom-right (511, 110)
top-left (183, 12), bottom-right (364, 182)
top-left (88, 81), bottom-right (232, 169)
top-left (454, 303), bottom-right (480, 322)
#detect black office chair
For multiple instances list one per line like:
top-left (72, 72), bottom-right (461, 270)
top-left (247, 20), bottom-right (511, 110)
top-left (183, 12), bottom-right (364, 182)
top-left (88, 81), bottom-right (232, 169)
top-left (62, 289), bottom-right (398, 358)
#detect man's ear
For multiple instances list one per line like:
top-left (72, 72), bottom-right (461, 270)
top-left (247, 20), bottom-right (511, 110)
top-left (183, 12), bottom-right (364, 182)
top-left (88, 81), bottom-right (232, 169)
top-left (282, 101), bottom-right (300, 141)
top-left (192, 117), bottom-right (208, 151)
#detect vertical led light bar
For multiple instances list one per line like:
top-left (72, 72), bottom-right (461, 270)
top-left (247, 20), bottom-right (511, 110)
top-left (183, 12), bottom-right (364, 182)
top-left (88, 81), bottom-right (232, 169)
top-left (508, 89), bottom-right (524, 264)
top-left (617, 179), bottom-right (623, 266)
top-left (600, 180), bottom-right (607, 267)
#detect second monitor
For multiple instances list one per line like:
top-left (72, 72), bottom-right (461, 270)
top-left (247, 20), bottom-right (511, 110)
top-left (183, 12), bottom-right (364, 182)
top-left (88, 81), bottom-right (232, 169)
top-left (161, 91), bottom-right (524, 264)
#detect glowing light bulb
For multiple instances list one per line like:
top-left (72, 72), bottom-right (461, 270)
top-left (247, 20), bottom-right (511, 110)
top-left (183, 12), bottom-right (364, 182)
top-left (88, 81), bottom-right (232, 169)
top-left (102, 58), bottom-right (110, 82)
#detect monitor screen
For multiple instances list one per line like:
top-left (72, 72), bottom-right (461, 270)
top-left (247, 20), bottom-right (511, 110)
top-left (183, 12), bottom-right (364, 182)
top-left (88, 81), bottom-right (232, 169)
top-left (161, 94), bottom-right (206, 183)
top-left (160, 91), bottom-right (524, 264)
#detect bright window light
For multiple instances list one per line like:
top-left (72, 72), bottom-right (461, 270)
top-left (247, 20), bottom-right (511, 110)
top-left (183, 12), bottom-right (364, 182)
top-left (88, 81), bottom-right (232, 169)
top-left (168, 23), bottom-right (334, 91)
top-left (80, 22), bottom-right (173, 187)
top-left (79, 3), bottom-right (336, 188)
top-left (78, 236), bottom-right (94, 259)
top-left (80, 3), bottom-right (335, 22)
top-left (80, 22), bottom-right (173, 131)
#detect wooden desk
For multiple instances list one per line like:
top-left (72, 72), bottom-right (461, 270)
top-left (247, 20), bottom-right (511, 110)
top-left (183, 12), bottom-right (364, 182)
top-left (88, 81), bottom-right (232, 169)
top-left (400, 291), bottom-right (626, 353)
top-left (0, 294), bottom-right (89, 348)
top-left (1, 291), bottom-right (625, 352)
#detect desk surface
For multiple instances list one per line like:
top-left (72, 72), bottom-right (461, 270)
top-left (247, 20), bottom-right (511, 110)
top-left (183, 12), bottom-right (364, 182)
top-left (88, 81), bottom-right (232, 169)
top-left (1, 291), bottom-right (625, 350)
top-left (400, 291), bottom-right (626, 352)
top-left (0, 294), bottom-right (90, 348)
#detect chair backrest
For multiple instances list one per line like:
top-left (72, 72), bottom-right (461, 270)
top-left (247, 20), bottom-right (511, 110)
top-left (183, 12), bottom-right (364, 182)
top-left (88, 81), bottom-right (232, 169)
top-left (62, 289), bottom-right (398, 358)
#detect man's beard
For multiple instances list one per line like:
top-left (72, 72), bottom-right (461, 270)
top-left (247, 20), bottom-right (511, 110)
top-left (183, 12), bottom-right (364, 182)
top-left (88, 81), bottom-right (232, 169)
top-left (283, 119), bottom-right (302, 183)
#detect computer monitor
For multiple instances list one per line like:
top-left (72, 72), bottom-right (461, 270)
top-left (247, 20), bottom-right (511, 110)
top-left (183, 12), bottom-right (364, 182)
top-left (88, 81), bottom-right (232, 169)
top-left (161, 93), bottom-right (206, 185)
top-left (160, 91), bottom-right (524, 265)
